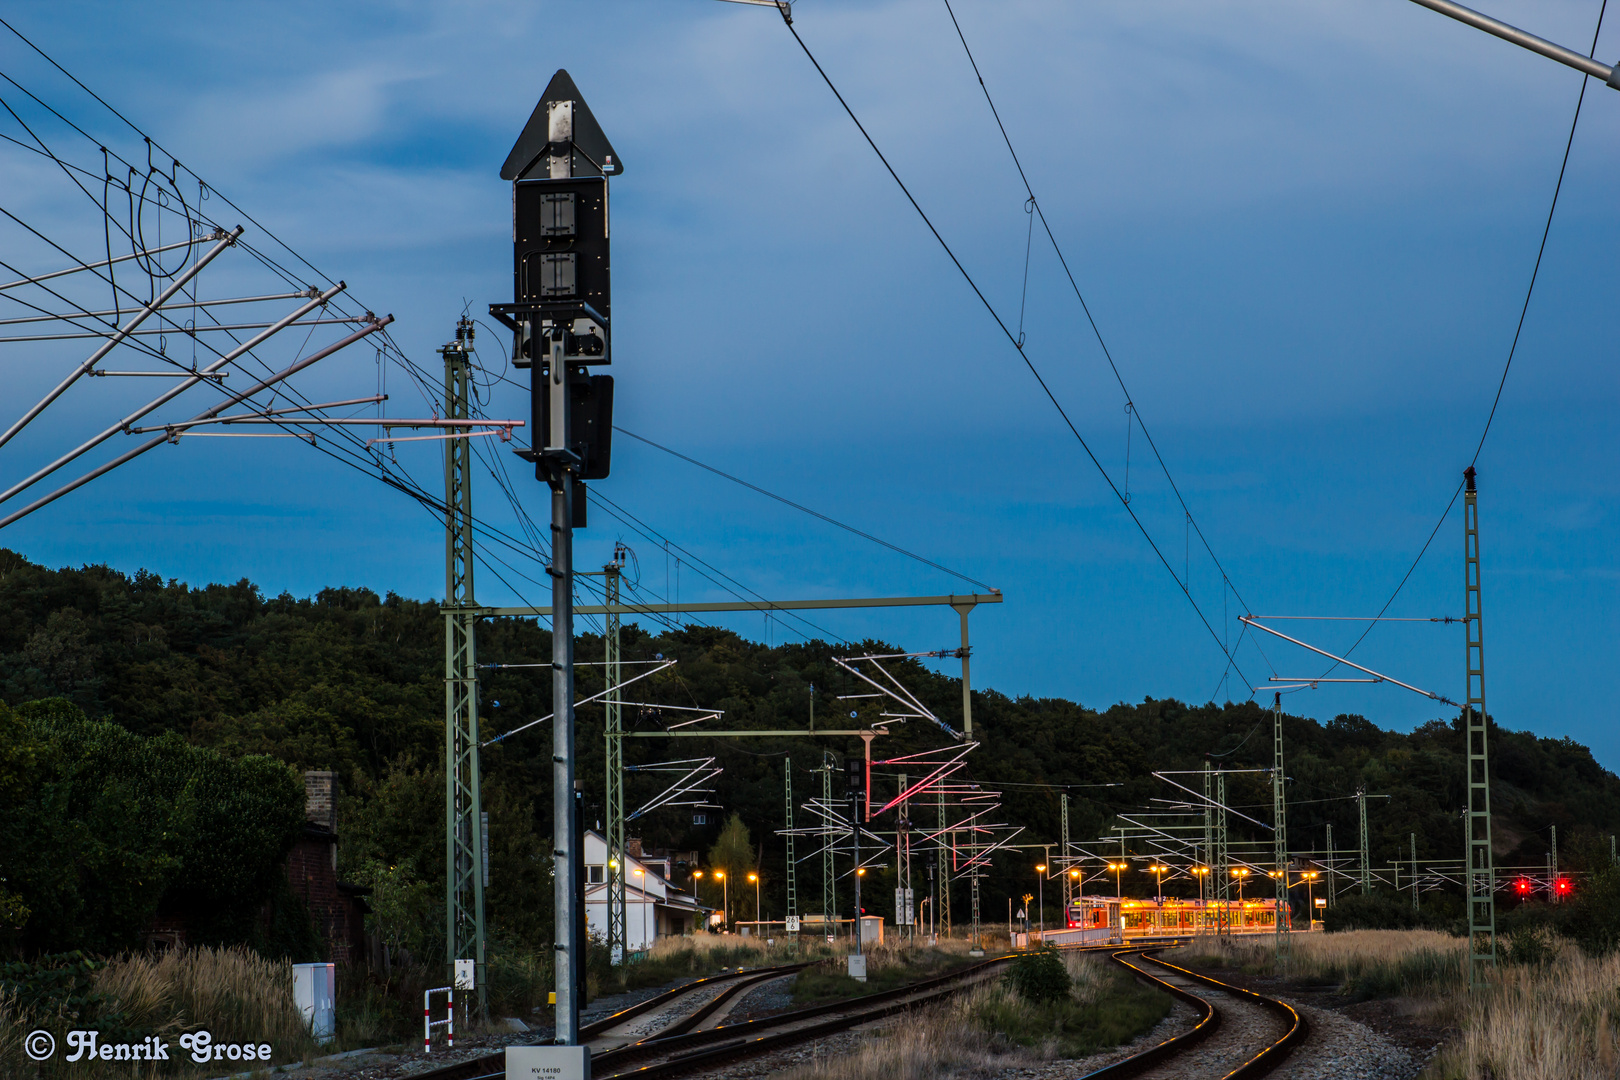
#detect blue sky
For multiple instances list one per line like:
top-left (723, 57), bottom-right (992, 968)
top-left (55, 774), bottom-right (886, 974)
top-left (1, 2), bottom-right (1616, 764)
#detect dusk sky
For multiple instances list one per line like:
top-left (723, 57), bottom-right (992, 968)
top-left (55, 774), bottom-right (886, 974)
top-left (1, 2), bottom-right (1616, 764)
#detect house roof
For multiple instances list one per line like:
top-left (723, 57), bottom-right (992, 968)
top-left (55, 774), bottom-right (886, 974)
top-left (583, 829), bottom-right (714, 913)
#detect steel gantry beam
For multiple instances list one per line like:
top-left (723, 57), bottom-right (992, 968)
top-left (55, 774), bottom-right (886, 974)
top-left (486, 593), bottom-right (999, 738)
top-left (1463, 467), bottom-right (1496, 984)
top-left (441, 324), bottom-right (487, 1019)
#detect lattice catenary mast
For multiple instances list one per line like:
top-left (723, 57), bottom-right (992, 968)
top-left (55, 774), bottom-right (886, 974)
top-left (1463, 466), bottom-right (1496, 984)
top-left (441, 323), bottom-right (487, 1018)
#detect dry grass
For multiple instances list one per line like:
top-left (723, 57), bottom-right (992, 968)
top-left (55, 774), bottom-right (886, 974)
top-left (94, 945), bottom-right (318, 1057)
top-left (1176, 928), bottom-right (1620, 1079)
top-left (1176, 929), bottom-right (1466, 998)
top-left (0, 947), bottom-right (316, 1077)
top-left (0, 988), bottom-right (27, 1077)
top-left (1429, 944), bottom-right (1620, 1080)
top-left (776, 951), bottom-right (1169, 1080)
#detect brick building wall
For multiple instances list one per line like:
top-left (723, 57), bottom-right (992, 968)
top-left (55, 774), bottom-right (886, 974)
top-left (286, 771), bottom-right (369, 964)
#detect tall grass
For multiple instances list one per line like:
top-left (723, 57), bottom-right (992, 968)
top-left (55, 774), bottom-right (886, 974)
top-left (776, 951), bottom-right (1172, 1080)
top-left (1177, 928), bottom-right (1620, 1079)
top-left (94, 945), bottom-right (318, 1057)
top-left (1176, 929), bottom-right (1466, 999)
top-left (1430, 944), bottom-right (1620, 1080)
top-left (0, 947), bottom-right (319, 1077)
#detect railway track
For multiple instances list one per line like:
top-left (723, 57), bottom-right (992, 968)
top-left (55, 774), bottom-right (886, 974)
top-left (412, 950), bottom-right (1019, 1080)
top-left (412, 960), bottom-right (812, 1080)
top-left (415, 938), bottom-right (1289, 1080)
top-left (1082, 947), bottom-right (1308, 1080)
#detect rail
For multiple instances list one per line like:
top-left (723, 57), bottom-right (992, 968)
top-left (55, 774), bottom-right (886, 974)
top-left (1079, 946), bottom-right (1308, 1080)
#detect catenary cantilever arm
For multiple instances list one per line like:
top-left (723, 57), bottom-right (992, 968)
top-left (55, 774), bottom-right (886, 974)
top-left (0, 227), bottom-right (243, 451)
top-left (1408, 0), bottom-right (1620, 87)
top-left (1239, 616), bottom-right (1457, 705)
top-left (0, 314), bottom-right (391, 529)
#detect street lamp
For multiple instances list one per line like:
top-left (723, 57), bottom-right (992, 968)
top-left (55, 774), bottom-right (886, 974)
top-left (715, 870), bottom-right (728, 929)
top-left (1149, 864), bottom-right (1169, 902)
top-left (1108, 861), bottom-right (1127, 901)
top-left (1034, 864), bottom-right (1047, 936)
top-left (748, 872), bottom-right (760, 929)
top-left (1301, 871), bottom-right (1319, 927)
top-left (1231, 867), bottom-right (1249, 902)
top-left (1191, 865), bottom-right (1210, 903)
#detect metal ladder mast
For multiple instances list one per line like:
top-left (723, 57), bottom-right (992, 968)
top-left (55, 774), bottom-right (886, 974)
top-left (784, 758), bottom-right (797, 945)
top-left (1358, 788), bottom-right (1371, 895)
top-left (1202, 761), bottom-right (1213, 933)
top-left (896, 774), bottom-right (909, 941)
top-left (1061, 794), bottom-right (1072, 912)
top-left (1325, 823), bottom-right (1334, 906)
top-left (441, 323), bottom-right (487, 1016)
top-left (1463, 466), bottom-right (1496, 985)
top-left (939, 786), bottom-right (952, 937)
top-left (604, 554), bottom-right (626, 964)
top-left (1412, 833), bottom-right (1420, 913)
top-left (1272, 694), bottom-right (1288, 957)
top-left (1214, 770), bottom-right (1229, 936)
top-left (822, 751), bottom-right (837, 939)
top-left (969, 862), bottom-right (983, 954)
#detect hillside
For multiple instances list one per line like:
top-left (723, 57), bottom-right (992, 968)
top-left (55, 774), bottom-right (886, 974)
top-left (2, 548), bottom-right (1618, 956)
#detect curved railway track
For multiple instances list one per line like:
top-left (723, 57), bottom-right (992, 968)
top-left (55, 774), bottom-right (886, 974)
top-left (412, 951), bottom-right (1019, 1080)
top-left (412, 960), bottom-right (811, 1080)
top-left (411, 938), bottom-right (1302, 1080)
top-left (1083, 947), bottom-right (1308, 1080)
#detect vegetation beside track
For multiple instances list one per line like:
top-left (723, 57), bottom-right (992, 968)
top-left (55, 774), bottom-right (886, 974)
top-left (789, 942), bottom-right (983, 1003)
top-left (776, 950), bottom-right (1171, 1080)
top-left (1176, 927), bottom-right (1620, 1079)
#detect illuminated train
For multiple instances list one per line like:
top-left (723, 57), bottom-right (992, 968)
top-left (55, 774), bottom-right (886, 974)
top-left (1067, 895), bottom-right (1292, 936)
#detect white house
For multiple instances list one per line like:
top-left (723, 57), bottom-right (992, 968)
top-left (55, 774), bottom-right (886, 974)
top-left (582, 830), bottom-right (710, 953)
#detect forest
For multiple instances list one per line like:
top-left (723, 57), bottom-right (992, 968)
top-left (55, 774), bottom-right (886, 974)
top-left (2, 546), bottom-right (1618, 962)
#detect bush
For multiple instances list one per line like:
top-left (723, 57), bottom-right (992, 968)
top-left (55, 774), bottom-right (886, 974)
top-left (1005, 947), bottom-right (1071, 1004)
top-left (1566, 865), bottom-right (1620, 957)
top-left (1323, 890), bottom-right (1456, 934)
top-left (0, 700), bottom-right (306, 955)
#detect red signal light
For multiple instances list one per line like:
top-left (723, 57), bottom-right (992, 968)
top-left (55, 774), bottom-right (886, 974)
top-left (1515, 878), bottom-right (1532, 895)
top-left (1556, 878), bottom-right (1572, 895)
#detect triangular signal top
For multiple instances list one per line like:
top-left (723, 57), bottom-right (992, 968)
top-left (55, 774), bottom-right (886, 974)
top-left (501, 69), bottom-right (623, 180)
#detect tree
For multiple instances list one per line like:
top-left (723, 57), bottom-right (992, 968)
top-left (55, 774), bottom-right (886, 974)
top-left (0, 698), bottom-right (306, 956)
top-left (705, 814), bottom-right (753, 925)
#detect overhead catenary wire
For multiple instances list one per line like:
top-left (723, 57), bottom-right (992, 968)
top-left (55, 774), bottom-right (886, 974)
top-left (1322, 0), bottom-right (1607, 679)
top-left (778, 11), bottom-right (1254, 695)
top-left (614, 426), bottom-right (994, 593)
top-left (939, 0), bottom-right (1256, 623)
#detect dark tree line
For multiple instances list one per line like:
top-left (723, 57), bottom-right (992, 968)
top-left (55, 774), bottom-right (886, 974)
top-left (2, 546), bottom-right (1617, 956)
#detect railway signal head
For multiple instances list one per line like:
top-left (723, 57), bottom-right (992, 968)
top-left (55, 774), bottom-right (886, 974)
top-left (1515, 877), bottom-right (1531, 895)
top-left (1556, 878), bottom-right (1573, 896)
